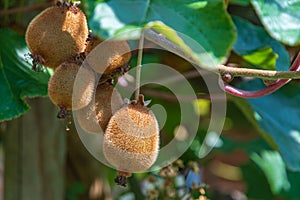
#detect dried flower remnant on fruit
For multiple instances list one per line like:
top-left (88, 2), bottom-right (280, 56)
top-left (48, 62), bottom-right (95, 118)
top-left (114, 171), bottom-right (132, 187)
top-left (25, 4), bottom-right (88, 69)
top-left (86, 40), bottom-right (131, 74)
top-left (56, 0), bottom-right (81, 10)
top-left (103, 95), bottom-right (160, 186)
top-left (76, 82), bottom-right (123, 134)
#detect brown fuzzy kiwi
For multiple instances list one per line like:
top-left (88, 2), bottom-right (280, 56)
top-left (103, 96), bottom-right (159, 175)
top-left (85, 32), bottom-right (103, 55)
top-left (48, 62), bottom-right (95, 118)
top-left (85, 40), bottom-right (131, 74)
top-left (25, 5), bottom-right (88, 69)
top-left (76, 82), bottom-right (123, 134)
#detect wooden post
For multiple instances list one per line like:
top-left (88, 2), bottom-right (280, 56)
top-left (4, 98), bottom-right (65, 200)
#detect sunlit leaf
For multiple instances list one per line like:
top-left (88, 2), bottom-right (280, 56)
top-left (232, 16), bottom-right (290, 70)
top-left (236, 80), bottom-right (300, 171)
top-left (89, 0), bottom-right (236, 68)
top-left (0, 29), bottom-right (49, 122)
top-left (251, 0), bottom-right (300, 46)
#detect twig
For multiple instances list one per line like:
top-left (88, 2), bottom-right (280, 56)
top-left (144, 28), bottom-right (300, 98)
top-left (144, 29), bottom-right (300, 80)
top-left (223, 52), bottom-right (300, 98)
top-left (0, 2), bottom-right (52, 16)
top-left (144, 29), bottom-right (204, 70)
top-left (141, 88), bottom-right (226, 101)
top-left (218, 64), bottom-right (300, 80)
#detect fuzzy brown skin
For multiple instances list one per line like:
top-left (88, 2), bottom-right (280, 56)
top-left (85, 35), bottom-right (103, 55)
top-left (48, 62), bottom-right (95, 111)
top-left (103, 104), bottom-right (160, 172)
top-left (25, 6), bottom-right (88, 69)
top-left (86, 40), bottom-right (131, 74)
top-left (76, 82), bottom-right (123, 134)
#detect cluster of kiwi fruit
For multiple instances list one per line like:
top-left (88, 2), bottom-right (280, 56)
top-left (25, 0), bottom-right (160, 186)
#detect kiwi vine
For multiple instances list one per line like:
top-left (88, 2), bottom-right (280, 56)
top-left (25, 0), bottom-right (161, 187)
top-left (24, 0), bottom-right (300, 192)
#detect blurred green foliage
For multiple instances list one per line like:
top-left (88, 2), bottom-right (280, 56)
top-left (1, 0), bottom-right (300, 199)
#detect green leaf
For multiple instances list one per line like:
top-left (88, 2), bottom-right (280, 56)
top-left (216, 135), bottom-right (273, 153)
top-left (251, 0), bottom-right (300, 46)
top-left (66, 182), bottom-right (87, 200)
top-left (217, 130), bottom-right (300, 198)
top-left (229, 95), bottom-right (277, 148)
top-left (89, 0), bottom-right (236, 67)
top-left (85, 0), bottom-right (106, 19)
top-left (229, 0), bottom-right (250, 6)
top-left (145, 21), bottom-right (194, 57)
top-left (243, 47), bottom-right (277, 70)
top-left (284, 171), bottom-right (300, 199)
top-left (232, 16), bottom-right (290, 70)
top-left (241, 160), bottom-right (275, 199)
top-left (0, 29), bottom-right (50, 122)
top-left (249, 154), bottom-right (300, 199)
top-left (251, 151), bottom-right (290, 194)
top-left (237, 80), bottom-right (300, 171)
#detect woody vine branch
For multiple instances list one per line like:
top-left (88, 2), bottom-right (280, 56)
top-left (144, 28), bottom-right (300, 98)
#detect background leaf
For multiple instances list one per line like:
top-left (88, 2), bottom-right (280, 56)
top-left (232, 16), bottom-right (290, 70)
top-left (229, 0), bottom-right (250, 6)
top-left (251, 0), bottom-right (300, 46)
top-left (89, 0), bottom-right (236, 66)
top-left (236, 80), bottom-right (300, 171)
top-left (251, 151), bottom-right (290, 194)
top-left (217, 135), bottom-right (300, 199)
top-left (241, 159), bottom-right (275, 199)
top-left (0, 29), bottom-right (50, 122)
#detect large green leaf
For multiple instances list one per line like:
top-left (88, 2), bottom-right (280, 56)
top-left (217, 134), bottom-right (300, 198)
top-left (251, 151), bottom-right (290, 195)
top-left (284, 171), bottom-right (300, 199)
top-left (229, 0), bottom-right (250, 6)
top-left (232, 16), bottom-right (290, 70)
top-left (229, 95), bottom-right (277, 148)
top-left (247, 150), bottom-right (300, 199)
top-left (241, 160), bottom-right (275, 199)
top-left (89, 0), bottom-right (236, 66)
top-left (236, 80), bottom-right (300, 171)
top-left (218, 137), bottom-right (275, 199)
top-left (251, 0), bottom-right (300, 46)
top-left (0, 29), bottom-right (50, 122)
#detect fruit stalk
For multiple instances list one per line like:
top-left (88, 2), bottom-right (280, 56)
top-left (135, 30), bottom-right (145, 101)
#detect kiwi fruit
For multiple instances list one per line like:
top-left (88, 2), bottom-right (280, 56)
top-left (103, 95), bottom-right (159, 177)
top-left (25, 5), bottom-right (88, 69)
top-left (85, 40), bottom-right (131, 74)
top-left (48, 62), bottom-right (95, 118)
top-left (76, 82), bottom-right (123, 134)
top-left (85, 32), bottom-right (103, 55)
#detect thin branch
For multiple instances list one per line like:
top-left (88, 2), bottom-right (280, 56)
top-left (223, 52), bottom-right (300, 98)
top-left (0, 2), bottom-right (52, 16)
top-left (144, 28), bottom-right (300, 98)
top-left (144, 29), bottom-right (300, 80)
top-left (141, 88), bottom-right (226, 101)
top-left (144, 29), bottom-right (207, 71)
top-left (218, 64), bottom-right (300, 80)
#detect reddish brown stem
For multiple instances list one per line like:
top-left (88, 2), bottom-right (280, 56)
top-left (224, 52), bottom-right (300, 98)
